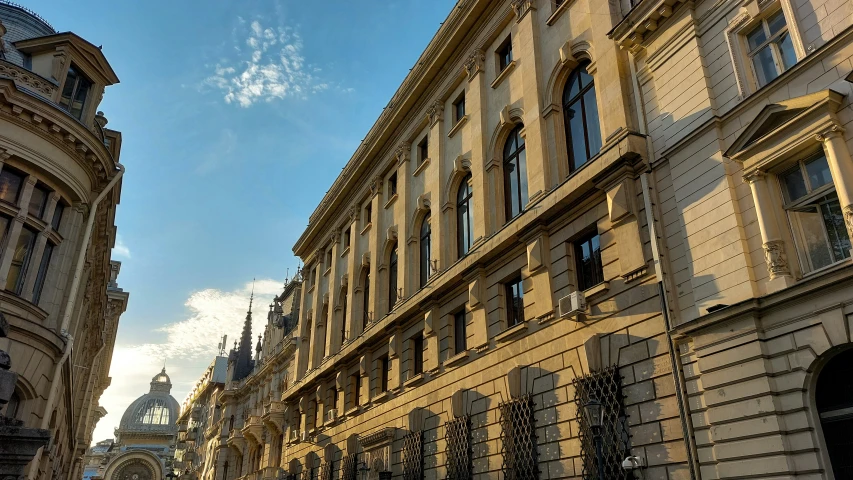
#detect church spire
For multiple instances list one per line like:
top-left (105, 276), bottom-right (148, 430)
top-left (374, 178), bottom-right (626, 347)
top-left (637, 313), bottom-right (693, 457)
top-left (233, 280), bottom-right (256, 381)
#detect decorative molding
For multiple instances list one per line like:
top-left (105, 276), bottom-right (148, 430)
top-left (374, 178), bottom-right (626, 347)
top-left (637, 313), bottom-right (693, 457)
top-left (844, 205), bottom-right (853, 242)
top-left (814, 123), bottom-right (845, 143)
top-left (763, 240), bottom-right (791, 279)
top-left (0, 60), bottom-right (56, 96)
top-left (463, 49), bottom-right (485, 82)
top-left (511, 0), bottom-right (535, 20)
top-left (427, 101), bottom-right (444, 127)
top-left (395, 142), bottom-right (411, 164)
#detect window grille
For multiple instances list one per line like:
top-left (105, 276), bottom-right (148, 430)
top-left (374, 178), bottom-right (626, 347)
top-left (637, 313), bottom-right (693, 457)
top-left (572, 366), bottom-right (631, 480)
top-left (445, 416), bottom-right (472, 480)
top-left (341, 454), bottom-right (358, 480)
top-left (319, 462), bottom-right (332, 480)
top-left (300, 467), bottom-right (318, 480)
top-left (402, 430), bottom-right (424, 480)
top-left (499, 395), bottom-right (538, 480)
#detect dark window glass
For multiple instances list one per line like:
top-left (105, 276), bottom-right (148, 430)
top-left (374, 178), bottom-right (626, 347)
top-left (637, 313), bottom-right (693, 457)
top-left (351, 374), bottom-right (360, 407)
top-left (503, 125), bottom-right (528, 220)
top-left (362, 270), bottom-right (370, 330)
top-left (505, 277), bottom-right (524, 327)
top-left (454, 93), bottom-right (466, 122)
top-left (563, 62), bottom-right (602, 172)
top-left (51, 202), bottom-right (64, 231)
top-left (0, 168), bottom-right (23, 205)
top-left (388, 246), bottom-right (398, 309)
top-left (329, 388), bottom-right (337, 410)
top-left (575, 232), bottom-right (604, 291)
top-left (7, 227), bottom-right (36, 295)
top-left (32, 242), bottom-right (53, 304)
top-left (340, 290), bottom-right (348, 345)
top-left (59, 65), bottom-right (92, 120)
top-left (420, 213), bottom-right (431, 288)
top-left (815, 348), bottom-right (853, 478)
top-left (418, 137), bottom-right (429, 164)
top-left (781, 164), bottom-right (808, 203)
top-left (365, 203), bottom-right (372, 224)
top-left (454, 310), bottom-right (467, 354)
top-left (412, 335), bottom-right (424, 375)
top-left (498, 36), bottom-right (513, 71)
top-left (343, 229), bottom-right (351, 248)
top-left (456, 174), bottom-right (474, 258)
top-left (380, 356), bottom-right (389, 392)
top-left (388, 172), bottom-right (397, 196)
top-left (28, 186), bottom-right (48, 218)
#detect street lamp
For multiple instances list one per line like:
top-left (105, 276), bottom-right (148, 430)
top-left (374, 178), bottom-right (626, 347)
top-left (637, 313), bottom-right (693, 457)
top-left (583, 397), bottom-right (605, 480)
top-left (357, 460), bottom-right (370, 480)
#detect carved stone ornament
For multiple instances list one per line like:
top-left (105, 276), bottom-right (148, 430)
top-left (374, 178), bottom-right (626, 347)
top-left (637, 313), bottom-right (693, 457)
top-left (427, 101), bottom-right (444, 126)
top-left (511, 0), bottom-right (535, 19)
top-left (815, 123), bottom-right (844, 143)
top-left (395, 142), bottom-right (411, 163)
top-left (844, 205), bottom-right (853, 239)
top-left (464, 49), bottom-right (485, 81)
top-left (369, 176), bottom-right (381, 197)
top-left (51, 52), bottom-right (67, 81)
top-left (349, 205), bottom-right (360, 222)
top-left (763, 240), bottom-right (790, 279)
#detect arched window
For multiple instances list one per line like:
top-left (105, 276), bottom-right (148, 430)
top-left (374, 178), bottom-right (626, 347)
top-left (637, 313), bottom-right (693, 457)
top-left (419, 213), bottom-right (431, 288)
top-left (388, 246), bottom-right (398, 310)
top-left (361, 269), bottom-right (370, 329)
top-left (563, 61), bottom-right (602, 172)
top-left (816, 348), bottom-right (853, 477)
top-left (457, 174), bottom-right (473, 258)
top-left (503, 124), bottom-right (528, 220)
top-left (340, 287), bottom-right (348, 345)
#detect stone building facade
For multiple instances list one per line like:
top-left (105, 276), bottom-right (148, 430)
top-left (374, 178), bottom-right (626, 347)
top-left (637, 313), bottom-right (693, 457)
top-left (180, 0), bottom-right (853, 478)
top-left (0, 2), bottom-right (128, 479)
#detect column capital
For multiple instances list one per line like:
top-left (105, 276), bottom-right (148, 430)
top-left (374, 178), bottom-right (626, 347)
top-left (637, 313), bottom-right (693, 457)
top-left (427, 101), bottom-right (444, 127)
top-left (844, 205), bottom-right (853, 241)
top-left (463, 49), bottom-right (485, 82)
top-left (814, 123), bottom-right (845, 143)
top-left (394, 142), bottom-right (411, 164)
top-left (743, 170), bottom-right (765, 184)
top-left (511, 0), bottom-right (535, 20)
top-left (368, 175), bottom-right (382, 198)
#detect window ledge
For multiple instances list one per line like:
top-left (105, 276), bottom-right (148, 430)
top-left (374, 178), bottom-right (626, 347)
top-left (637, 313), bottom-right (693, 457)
top-left (344, 406), bottom-right (360, 417)
top-left (339, 245), bottom-right (351, 258)
top-left (360, 222), bottom-right (372, 236)
top-left (323, 267), bottom-right (332, 277)
top-left (445, 350), bottom-right (469, 367)
top-left (495, 322), bottom-right (528, 343)
top-left (372, 391), bottom-right (390, 404)
top-left (412, 158), bottom-right (431, 177)
top-left (404, 373), bottom-right (425, 388)
top-left (384, 193), bottom-right (398, 209)
top-left (307, 284), bottom-right (316, 294)
top-left (491, 61), bottom-right (517, 89)
top-left (583, 281), bottom-right (609, 299)
top-left (447, 116), bottom-right (468, 138)
top-left (546, 1), bottom-right (570, 26)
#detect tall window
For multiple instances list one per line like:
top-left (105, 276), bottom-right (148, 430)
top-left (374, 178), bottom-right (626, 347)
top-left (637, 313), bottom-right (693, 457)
top-left (365, 203), bottom-right (372, 225)
top-left (28, 185), bottom-right (48, 218)
top-left (453, 92), bottom-right (466, 123)
top-left (412, 334), bottom-right (424, 376)
top-left (350, 374), bottom-right (361, 407)
top-left (32, 242), bottom-right (53, 304)
top-left (418, 137), bottom-right (429, 165)
top-left (6, 227), bottom-right (36, 294)
top-left (361, 269), bottom-right (370, 329)
top-left (59, 65), bottom-right (92, 120)
top-left (781, 153), bottom-right (851, 273)
top-left (388, 245), bottom-right (398, 309)
top-left (563, 62), bottom-right (602, 172)
top-left (51, 202), bottom-right (64, 231)
top-left (329, 387), bottom-right (338, 411)
top-left (505, 277), bottom-right (524, 327)
top-left (503, 125), bottom-right (528, 220)
top-left (343, 229), bottom-right (351, 248)
top-left (379, 355), bottom-right (390, 392)
top-left (388, 172), bottom-right (397, 196)
top-left (498, 36), bottom-right (513, 72)
top-left (575, 231), bottom-right (604, 291)
top-left (746, 10), bottom-right (796, 87)
top-left (457, 174), bottom-right (474, 258)
top-left (419, 214), bottom-right (431, 288)
top-left (340, 290), bottom-right (348, 345)
top-left (0, 168), bottom-right (23, 205)
top-left (454, 310), bottom-right (467, 354)
top-left (319, 305), bottom-right (328, 359)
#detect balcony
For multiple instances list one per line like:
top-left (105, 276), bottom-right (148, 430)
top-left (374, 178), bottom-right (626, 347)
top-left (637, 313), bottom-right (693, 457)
top-left (176, 441), bottom-right (187, 450)
top-left (241, 415), bottom-right (265, 445)
top-left (178, 423), bottom-right (188, 433)
top-left (190, 405), bottom-right (201, 422)
top-left (185, 427), bottom-right (198, 442)
top-left (205, 420), bottom-right (222, 440)
top-left (227, 429), bottom-right (246, 452)
top-left (0, 59), bottom-right (56, 99)
top-left (261, 401), bottom-right (287, 434)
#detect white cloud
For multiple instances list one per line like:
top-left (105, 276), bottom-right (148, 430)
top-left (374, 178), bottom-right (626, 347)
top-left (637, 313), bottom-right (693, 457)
top-left (203, 19), bottom-right (329, 107)
top-left (113, 235), bottom-right (131, 259)
top-left (91, 278), bottom-right (285, 443)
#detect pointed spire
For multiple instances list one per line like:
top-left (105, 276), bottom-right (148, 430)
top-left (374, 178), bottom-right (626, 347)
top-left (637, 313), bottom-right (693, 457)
top-left (234, 279), bottom-right (257, 381)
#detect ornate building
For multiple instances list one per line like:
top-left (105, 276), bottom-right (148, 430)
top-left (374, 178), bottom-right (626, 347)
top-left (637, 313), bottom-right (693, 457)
top-left (0, 2), bottom-right (128, 479)
top-left (81, 369), bottom-right (180, 480)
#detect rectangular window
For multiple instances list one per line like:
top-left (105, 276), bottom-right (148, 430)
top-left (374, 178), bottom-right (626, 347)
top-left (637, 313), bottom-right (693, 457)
top-left (412, 334), bottom-right (424, 376)
top-left (454, 310), bottom-right (467, 354)
top-left (32, 242), bottom-right (53, 304)
top-left (51, 202), bottom-right (64, 231)
top-left (379, 355), bottom-right (389, 392)
top-left (0, 168), bottom-right (23, 206)
top-left (7, 227), bottom-right (36, 294)
top-left (498, 36), bottom-right (513, 72)
top-left (575, 231), bottom-right (604, 291)
top-left (388, 172), bottom-right (397, 196)
top-left (781, 153), bottom-right (851, 273)
top-left (59, 65), bottom-right (93, 120)
top-left (350, 374), bottom-right (360, 408)
top-left (329, 388), bottom-right (338, 411)
top-left (365, 203), bottom-right (372, 225)
top-left (28, 185), bottom-right (48, 218)
top-left (418, 137), bottom-right (429, 164)
top-left (746, 10), bottom-right (796, 87)
top-left (343, 229), bottom-right (351, 248)
top-left (453, 93), bottom-right (466, 123)
top-left (505, 277), bottom-right (524, 327)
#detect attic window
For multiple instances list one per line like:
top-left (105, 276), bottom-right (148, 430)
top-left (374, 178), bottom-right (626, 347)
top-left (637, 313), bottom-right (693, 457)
top-left (59, 65), bottom-right (92, 121)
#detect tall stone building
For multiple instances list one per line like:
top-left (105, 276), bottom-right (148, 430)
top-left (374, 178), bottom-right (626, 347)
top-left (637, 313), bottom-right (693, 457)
top-left (0, 1), bottom-right (128, 479)
top-left (180, 0), bottom-right (853, 478)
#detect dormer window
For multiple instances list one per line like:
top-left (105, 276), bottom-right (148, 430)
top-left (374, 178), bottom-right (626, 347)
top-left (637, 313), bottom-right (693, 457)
top-left (59, 65), bottom-right (92, 120)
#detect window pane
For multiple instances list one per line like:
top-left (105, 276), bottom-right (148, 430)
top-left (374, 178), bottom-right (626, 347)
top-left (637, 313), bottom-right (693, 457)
top-left (792, 208), bottom-right (834, 270)
top-left (776, 33), bottom-right (797, 71)
top-left (6, 228), bottom-right (36, 294)
top-left (781, 166), bottom-right (808, 203)
top-left (454, 311), bottom-right (466, 354)
top-left (805, 155), bottom-right (832, 190)
top-left (59, 67), bottom-right (78, 112)
top-left (576, 233), bottom-right (603, 290)
top-left (747, 24), bottom-right (767, 51)
top-left (32, 242), bottom-right (53, 305)
top-left (820, 195), bottom-right (851, 262)
top-left (28, 187), bottom-right (47, 218)
top-left (0, 169), bottom-right (23, 205)
top-left (70, 74), bottom-right (91, 120)
top-left (517, 148), bottom-right (528, 210)
top-left (506, 158), bottom-right (520, 218)
top-left (766, 10), bottom-right (787, 35)
top-left (568, 104), bottom-right (587, 170)
top-left (752, 46), bottom-right (779, 86)
top-left (584, 88), bottom-right (602, 158)
top-left (565, 72), bottom-right (580, 101)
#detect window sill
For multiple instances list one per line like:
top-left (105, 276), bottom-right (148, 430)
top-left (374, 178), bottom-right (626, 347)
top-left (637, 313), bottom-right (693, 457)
top-left (384, 193), bottom-right (398, 210)
top-left (546, 1), bottom-right (570, 26)
top-left (412, 157), bottom-right (430, 177)
top-left (344, 406), bottom-right (360, 417)
top-left (447, 116), bottom-right (468, 138)
top-left (323, 267), bottom-right (332, 277)
top-left (372, 391), bottom-right (390, 404)
top-left (340, 245), bottom-right (350, 257)
top-left (445, 350), bottom-right (469, 367)
top-left (583, 281), bottom-right (609, 300)
top-left (404, 373), bottom-right (425, 388)
top-left (491, 61), bottom-right (517, 89)
top-left (495, 322), bottom-right (528, 343)
top-left (307, 284), bottom-right (316, 294)
top-left (360, 222), bottom-right (372, 236)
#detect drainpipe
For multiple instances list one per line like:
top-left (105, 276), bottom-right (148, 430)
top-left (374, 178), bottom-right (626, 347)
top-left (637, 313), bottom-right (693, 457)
top-left (69, 340), bottom-right (106, 474)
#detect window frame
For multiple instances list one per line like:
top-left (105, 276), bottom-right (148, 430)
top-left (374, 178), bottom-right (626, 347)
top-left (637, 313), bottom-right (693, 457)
top-left (411, 334), bottom-right (424, 376)
top-left (361, 269), bottom-right (370, 330)
top-left (497, 35), bottom-right (513, 72)
top-left (574, 230), bottom-right (605, 291)
top-left (388, 245), bottom-right (398, 310)
top-left (453, 310), bottom-right (467, 354)
top-left (456, 173), bottom-right (474, 258)
top-left (504, 276), bottom-right (525, 328)
top-left (503, 124), bottom-right (529, 221)
top-left (419, 213), bottom-right (431, 288)
top-left (0, 167), bottom-right (24, 206)
top-left (379, 355), bottom-right (390, 393)
top-left (418, 136), bottom-right (429, 165)
top-left (453, 92), bottom-right (466, 123)
top-left (745, 8), bottom-right (795, 88)
top-left (563, 61), bottom-right (602, 173)
top-left (388, 172), bottom-right (397, 197)
top-left (58, 65), bottom-right (93, 121)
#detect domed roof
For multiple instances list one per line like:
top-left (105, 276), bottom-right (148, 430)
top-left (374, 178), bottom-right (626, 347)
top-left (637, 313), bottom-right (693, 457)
top-left (117, 368), bottom-right (180, 435)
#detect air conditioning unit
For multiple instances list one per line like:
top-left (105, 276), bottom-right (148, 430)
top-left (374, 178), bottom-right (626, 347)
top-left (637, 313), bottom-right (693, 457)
top-left (558, 291), bottom-right (587, 319)
top-left (327, 409), bottom-right (338, 422)
top-left (290, 430), bottom-right (300, 442)
top-left (300, 431), bottom-right (309, 442)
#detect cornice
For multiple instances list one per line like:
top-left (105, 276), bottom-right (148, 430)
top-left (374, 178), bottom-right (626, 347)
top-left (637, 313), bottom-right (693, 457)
top-left (609, 0), bottom-right (690, 53)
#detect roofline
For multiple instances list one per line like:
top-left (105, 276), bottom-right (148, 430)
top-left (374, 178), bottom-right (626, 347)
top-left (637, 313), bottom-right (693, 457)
top-left (14, 31), bottom-right (120, 84)
top-left (0, 1), bottom-right (56, 32)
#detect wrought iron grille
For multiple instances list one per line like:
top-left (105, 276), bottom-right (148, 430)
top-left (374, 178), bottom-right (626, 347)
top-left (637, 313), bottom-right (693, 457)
top-left (300, 467), bottom-right (318, 480)
top-left (402, 430), bottom-right (424, 480)
top-left (341, 454), bottom-right (358, 480)
top-left (319, 462), bottom-right (332, 480)
top-left (445, 416), bottom-right (472, 480)
top-left (572, 366), bottom-right (631, 480)
top-left (499, 395), bottom-right (538, 480)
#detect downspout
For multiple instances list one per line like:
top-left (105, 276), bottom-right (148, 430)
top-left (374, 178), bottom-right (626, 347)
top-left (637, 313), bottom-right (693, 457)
top-left (69, 340), bottom-right (106, 476)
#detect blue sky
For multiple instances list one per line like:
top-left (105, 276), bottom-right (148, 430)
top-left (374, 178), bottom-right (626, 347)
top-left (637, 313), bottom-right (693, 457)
top-left (23, 0), bottom-right (456, 442)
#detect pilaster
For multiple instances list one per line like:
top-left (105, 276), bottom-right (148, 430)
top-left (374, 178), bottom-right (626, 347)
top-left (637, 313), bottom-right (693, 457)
top-left (816, 126), bottom-right (853, 243)
top-left (464, 49), bottom-right (493, 238)
top-left (325, 231), bottom-right (341, 357)
top-left (744, 171), bottom-right (794, 292)
top-left (427, 101), bottom-right (445, 272)
top-left (521, 227), bottom-right (554, 318)
top-left (345, 214), bottom-right (358, 341)
top-left (367, 178), bottom-right (382, 327)
top-left (394, 144), bottom-right (411, 300)
top-left (423, 304), bottom-right (440, 372)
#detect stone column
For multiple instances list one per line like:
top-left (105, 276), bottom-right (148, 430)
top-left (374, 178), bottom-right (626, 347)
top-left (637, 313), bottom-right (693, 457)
top-left (427, 101), bottom-right (445, 272)
top-left (745, 171), bottom-right (793, 291)
top-left (325, 230), bottom-right (341, 356)
top-left (464, 49), bottom-right (492, 239)
top-left (816, 126), bottom-right (853, 242)
top-left (294, 258), bottom-right (315, 379)
top-left (345, 211), bottom-right (358, 340)
top-left (465, 268), bottom-right (489, 350)
top-left (367, 178), bottom-right (382, 324)
top-left (393, 144), bottom-right (411, 301)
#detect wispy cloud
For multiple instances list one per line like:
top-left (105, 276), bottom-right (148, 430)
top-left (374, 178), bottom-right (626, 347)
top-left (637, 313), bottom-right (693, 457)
top-left (204, 19), bottom-right (329, 107)
top-left (113, 235), bottom-right (131, 259)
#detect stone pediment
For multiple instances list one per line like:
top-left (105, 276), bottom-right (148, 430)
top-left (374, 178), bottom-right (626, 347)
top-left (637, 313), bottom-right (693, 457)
top-left (14, 32), bottom-right (119, 85)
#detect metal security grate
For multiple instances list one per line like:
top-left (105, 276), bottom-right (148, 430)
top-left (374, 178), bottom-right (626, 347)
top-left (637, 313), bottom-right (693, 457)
top-left (341, 454), bottom-right (358, 480)
top-left (445, 416), bottom-right (472, 480)
top-left (402, 430), bottom-right (424, 480)
top-left (319, 462), bottom-right (332, 480)
top-left (301, 467), bottom-right (318, 480)
top-left (572, 366), bottom-right (631, 480)
top-left (499, 395), bottom-right (538, 480)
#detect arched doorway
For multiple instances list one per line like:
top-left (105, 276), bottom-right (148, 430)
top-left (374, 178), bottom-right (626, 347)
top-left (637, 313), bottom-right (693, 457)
top-left (816, 348), bottom-right (853, 477)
